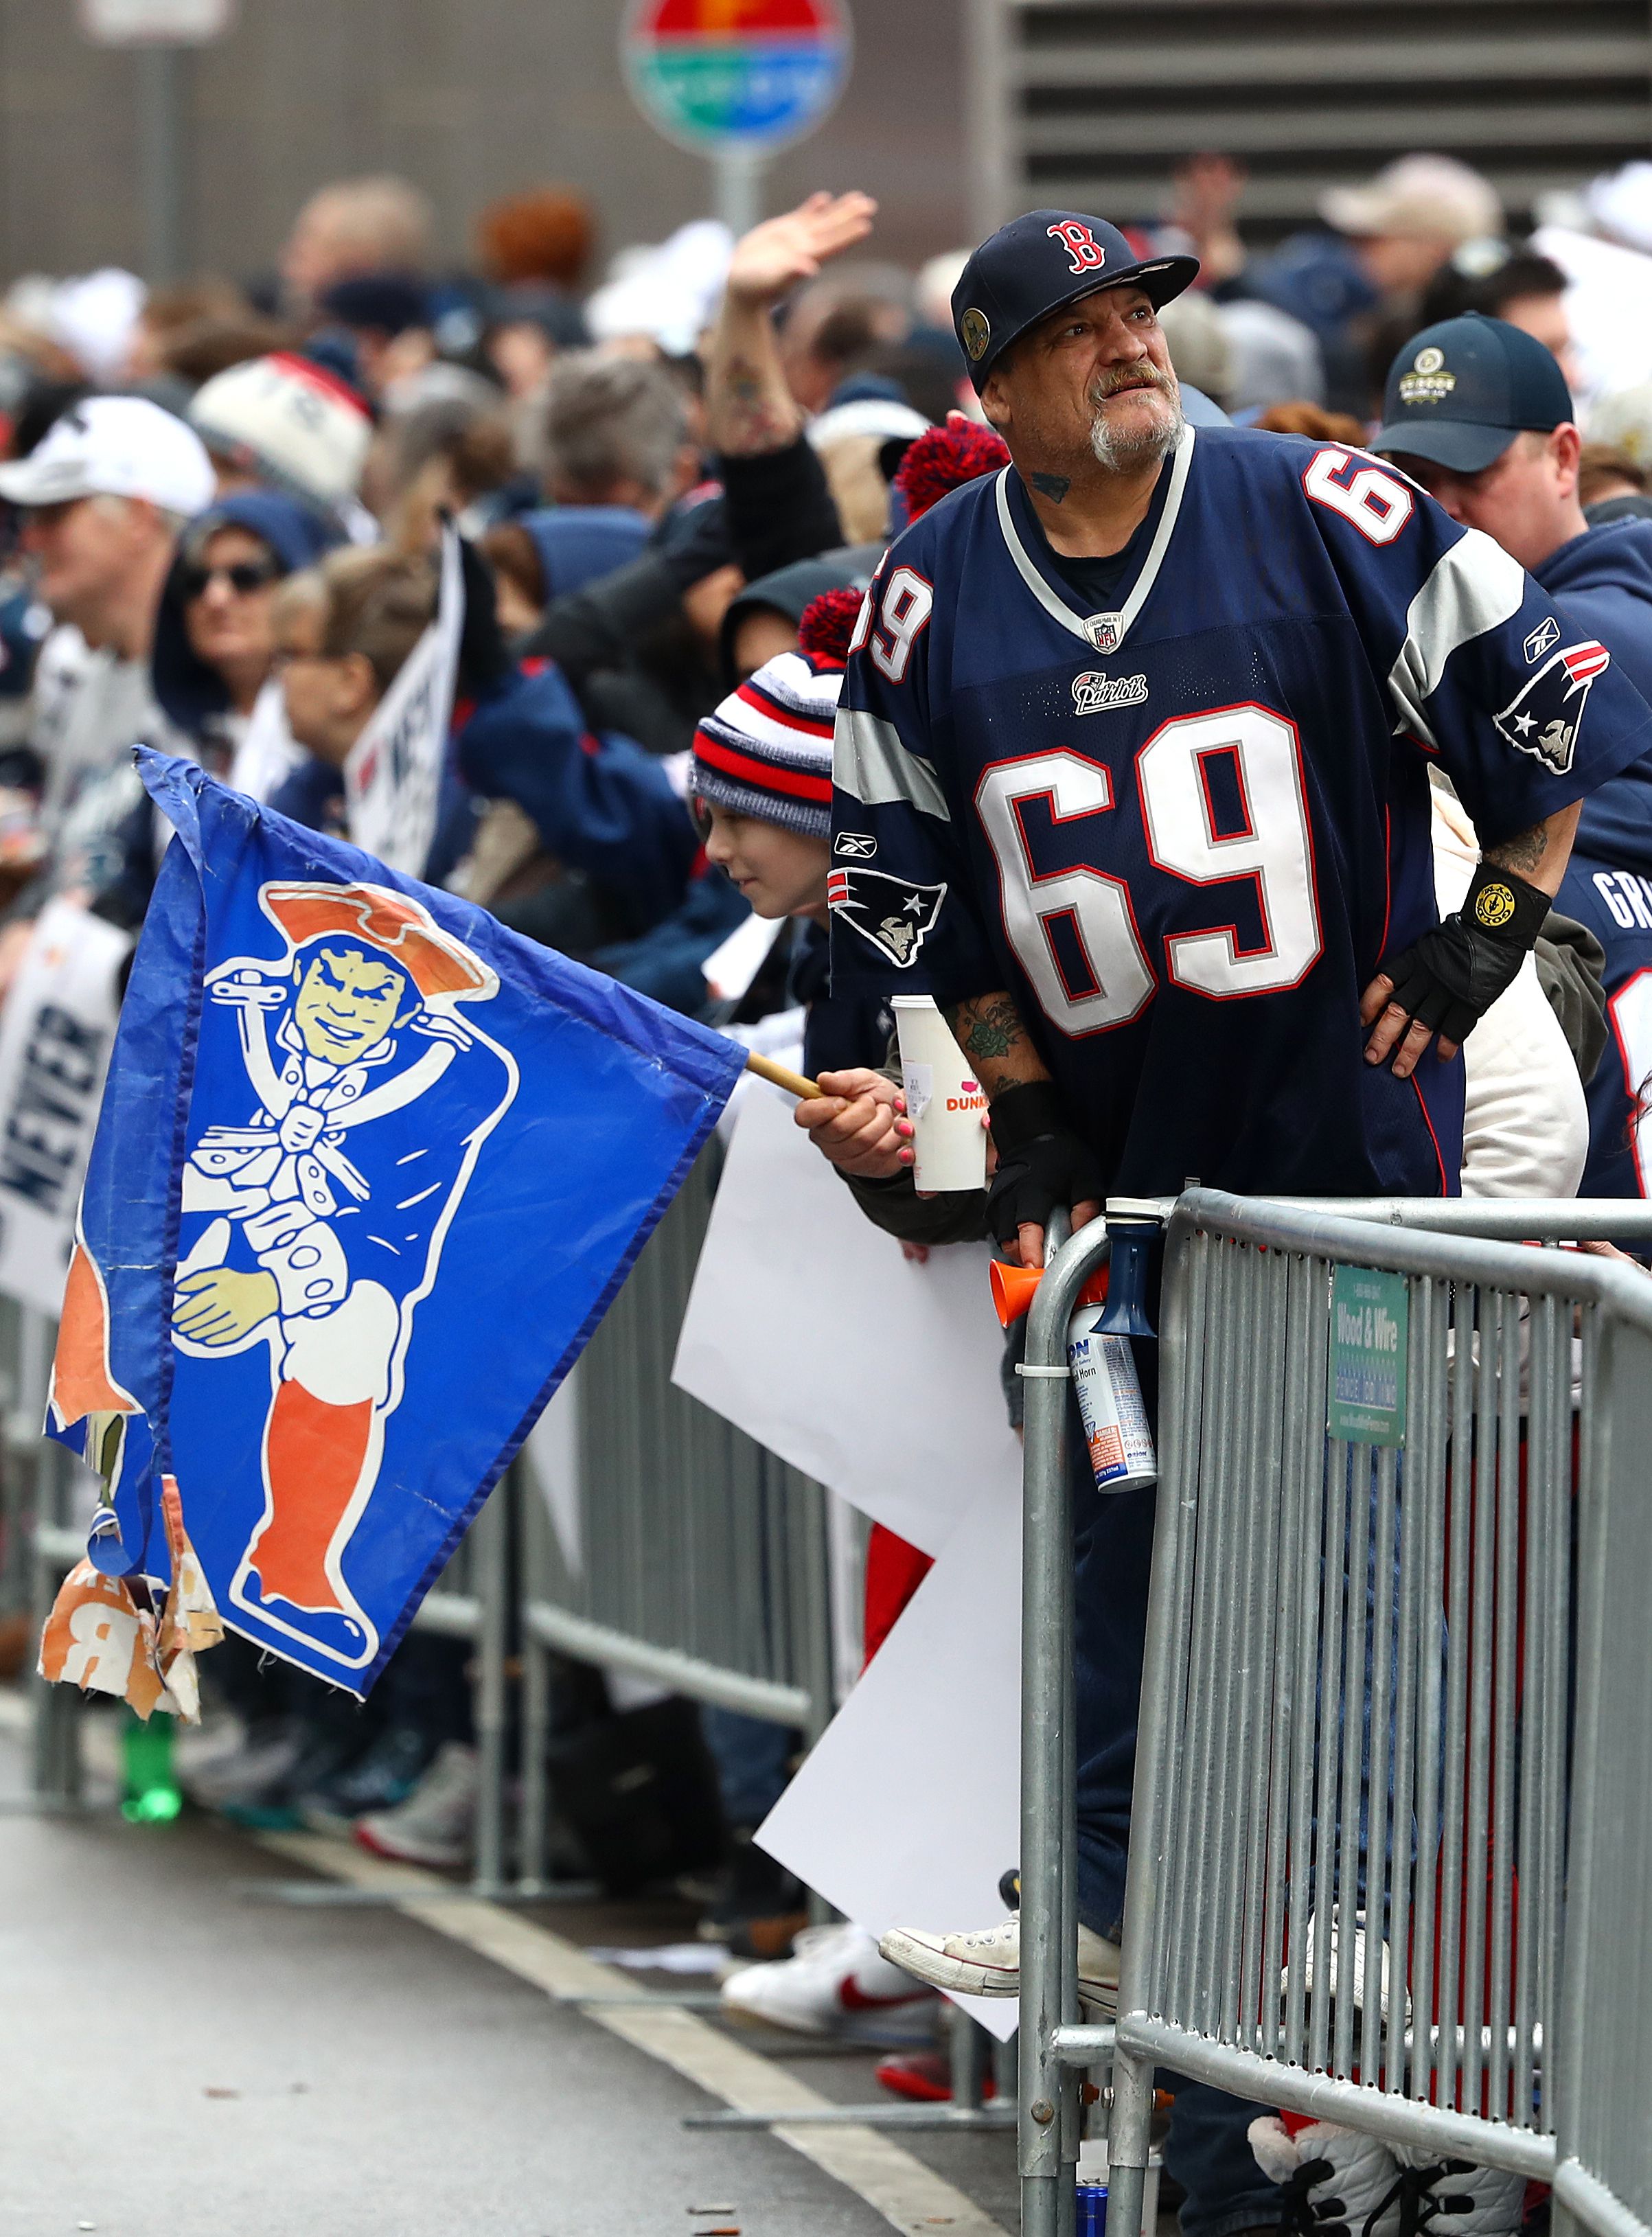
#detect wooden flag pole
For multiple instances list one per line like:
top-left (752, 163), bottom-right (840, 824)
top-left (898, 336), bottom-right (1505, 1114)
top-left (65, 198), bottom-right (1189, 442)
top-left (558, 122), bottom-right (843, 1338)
top-left (743, 1049), bottom-right (824, 1101)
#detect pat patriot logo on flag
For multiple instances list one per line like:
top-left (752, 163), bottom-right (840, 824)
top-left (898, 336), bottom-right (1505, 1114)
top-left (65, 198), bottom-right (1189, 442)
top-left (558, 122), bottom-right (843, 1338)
top-left (40, 753), bottom-right (743, 1706)
top-left (1495, 639), bottom-right (1610, 775)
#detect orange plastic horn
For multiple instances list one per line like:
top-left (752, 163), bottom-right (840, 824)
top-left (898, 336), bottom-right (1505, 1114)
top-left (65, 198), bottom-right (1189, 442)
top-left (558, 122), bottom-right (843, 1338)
top-left (989, 1260), bottom-right (1044, 1328)
top-left (988, 1259), bottom-right (1110, 1329)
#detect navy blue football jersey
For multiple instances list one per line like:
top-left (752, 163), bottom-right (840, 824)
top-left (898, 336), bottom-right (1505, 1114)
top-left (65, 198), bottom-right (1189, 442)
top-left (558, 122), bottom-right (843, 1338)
top-left (827, 424), bottom-right (1652, 1200)
top-left (1559, 840), bottom-right (1652, 1198)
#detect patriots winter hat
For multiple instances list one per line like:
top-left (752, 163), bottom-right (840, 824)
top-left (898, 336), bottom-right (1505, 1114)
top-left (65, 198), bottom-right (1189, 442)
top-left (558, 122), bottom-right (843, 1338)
top-left (951, 210), bottom-right (1199, 391)
top-left (690, 594), bottom-right (858, 838)
top-left (189, 352), bottom-right (373, 512)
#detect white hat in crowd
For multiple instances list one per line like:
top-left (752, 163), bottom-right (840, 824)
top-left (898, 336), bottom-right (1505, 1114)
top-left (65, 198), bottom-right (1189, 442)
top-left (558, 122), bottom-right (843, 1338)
top-left (188, 352), bottom-right (372, 512)
top-left (585, 220), bottom-right (734, 357)
top-left (1585, 162), bottom-right (1652, 257)
top-left (1588, 382), bottom-right (1652, 468)
top-left (1320, 155), bottom-right (1504, 247)
top-left (0, 393), bottom-right (215, 516)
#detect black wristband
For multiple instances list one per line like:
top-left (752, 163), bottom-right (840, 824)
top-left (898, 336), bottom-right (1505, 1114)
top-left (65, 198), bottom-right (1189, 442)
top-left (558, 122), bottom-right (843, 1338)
top-left (1463, 860), bottom-right (1550, 952)
top-left (986, 1079), bottom-right (1068, 1153)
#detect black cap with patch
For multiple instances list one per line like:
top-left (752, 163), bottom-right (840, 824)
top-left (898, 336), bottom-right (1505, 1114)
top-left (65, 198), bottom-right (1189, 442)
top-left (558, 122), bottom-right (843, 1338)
top-left (950, 211), bottom-right (1200, 393)
top-left (1371, 312), bottom-right (1574, 474)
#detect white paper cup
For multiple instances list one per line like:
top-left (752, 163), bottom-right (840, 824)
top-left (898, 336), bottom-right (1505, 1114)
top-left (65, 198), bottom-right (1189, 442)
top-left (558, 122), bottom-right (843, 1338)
top-left (891, 995), bottom-right (988, 1192)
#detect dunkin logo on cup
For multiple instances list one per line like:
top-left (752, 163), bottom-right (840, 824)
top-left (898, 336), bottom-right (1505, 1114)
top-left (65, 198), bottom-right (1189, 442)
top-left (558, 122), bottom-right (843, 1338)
top-left (946, 1077), bottom-right (987, 1114)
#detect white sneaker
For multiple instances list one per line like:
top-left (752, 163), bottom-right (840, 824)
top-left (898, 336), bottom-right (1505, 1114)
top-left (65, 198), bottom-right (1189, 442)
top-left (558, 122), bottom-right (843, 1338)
top-left (182, 1718), bottom-right (303, 1809)
top-left (1294, 1907), bottom-right (1408, 2024)
top-left (722, 1923), bottom-right (939, 2047)
top-left (1392, 2150), bottom-right (1526, 2237)
top-left (877, 1916), bottom-right (1119, 2019)
top-left (1250, 2113), bottom-right (1401, 2237)
top-left (354, 1740), bottom-right (479, 1868)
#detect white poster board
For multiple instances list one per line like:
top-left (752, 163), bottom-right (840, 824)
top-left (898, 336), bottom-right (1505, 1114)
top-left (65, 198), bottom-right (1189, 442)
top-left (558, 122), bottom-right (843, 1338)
top-left (672, 1079), bottom-right (1015, 1558)
top-left (0, 899), bottom-right (131, 1316)
top-left (344, 527), bottom-right (464, 877)
top-left (227, 675), bottom-right (306, 807)
top-left (757, 1465), bottom-right (1023, 2039)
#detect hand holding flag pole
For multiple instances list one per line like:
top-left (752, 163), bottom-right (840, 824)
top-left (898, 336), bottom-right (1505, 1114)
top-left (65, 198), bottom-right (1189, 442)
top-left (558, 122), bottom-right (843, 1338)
top-left (742, 1050), bottom-right (823, 1101)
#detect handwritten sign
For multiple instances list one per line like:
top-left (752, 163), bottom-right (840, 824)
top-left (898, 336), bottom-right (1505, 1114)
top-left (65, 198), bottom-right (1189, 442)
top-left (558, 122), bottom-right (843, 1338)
top-left (0, 899), bottom-right (131, 1316)
top-left (344, 527), bottom-right (464, 877)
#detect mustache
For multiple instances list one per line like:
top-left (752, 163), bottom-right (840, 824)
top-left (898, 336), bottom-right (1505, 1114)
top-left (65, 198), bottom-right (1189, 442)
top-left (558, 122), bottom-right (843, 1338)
top-left (1089, 362), bottom-right (1177, 404)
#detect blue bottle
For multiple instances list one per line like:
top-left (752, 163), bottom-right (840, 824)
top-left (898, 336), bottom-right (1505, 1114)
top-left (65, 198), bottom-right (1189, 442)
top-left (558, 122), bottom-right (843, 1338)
top-left (1075, 2183), bottom-right (1108, 2236)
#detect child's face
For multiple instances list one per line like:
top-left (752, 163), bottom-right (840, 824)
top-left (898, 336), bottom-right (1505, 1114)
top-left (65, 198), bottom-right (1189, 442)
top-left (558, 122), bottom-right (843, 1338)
top-left (700, 803), bottom-right (830, 921)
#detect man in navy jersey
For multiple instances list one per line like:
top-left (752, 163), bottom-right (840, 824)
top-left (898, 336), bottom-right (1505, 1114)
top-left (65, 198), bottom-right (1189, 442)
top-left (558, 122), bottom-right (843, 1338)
top-left (1371, 311), bottom-right (1652, 1199)
top-left (832, 212), bottom-right (1652, 2237)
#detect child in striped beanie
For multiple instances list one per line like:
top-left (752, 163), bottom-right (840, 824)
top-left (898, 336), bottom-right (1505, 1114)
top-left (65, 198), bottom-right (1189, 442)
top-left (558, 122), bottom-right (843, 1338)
top-left (689, 586), bottom-right (862, 921)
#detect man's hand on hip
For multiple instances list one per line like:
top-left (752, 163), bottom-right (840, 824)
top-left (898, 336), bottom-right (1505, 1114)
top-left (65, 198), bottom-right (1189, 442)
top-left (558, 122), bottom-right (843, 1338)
top-left (1361, 805), bottom-right (1579, 1079)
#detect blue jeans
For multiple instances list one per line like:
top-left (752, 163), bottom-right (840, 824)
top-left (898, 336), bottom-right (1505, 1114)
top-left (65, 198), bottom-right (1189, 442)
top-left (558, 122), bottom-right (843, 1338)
top-left (1071, 1403), bottom-right (1284, 2237)
top-left (701, 1706), bottom-right (795, 1832)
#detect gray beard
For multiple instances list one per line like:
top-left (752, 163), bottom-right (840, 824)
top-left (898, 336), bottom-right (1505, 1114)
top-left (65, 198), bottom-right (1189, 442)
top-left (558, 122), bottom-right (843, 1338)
top-left (1088, 386), bottom-right (1184, 473)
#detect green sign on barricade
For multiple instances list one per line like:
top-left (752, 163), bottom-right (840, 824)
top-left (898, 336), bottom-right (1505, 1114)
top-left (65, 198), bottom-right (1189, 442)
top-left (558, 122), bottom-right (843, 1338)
top-left (1327, 1264), bottom-right (1409, 1446)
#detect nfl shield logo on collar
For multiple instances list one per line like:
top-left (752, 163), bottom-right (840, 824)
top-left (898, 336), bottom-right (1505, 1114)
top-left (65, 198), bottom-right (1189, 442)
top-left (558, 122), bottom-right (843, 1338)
top-left (1084, 612), bottom-right (1123, 654)
top-left (1494, 639), bottom-right (1610, 775)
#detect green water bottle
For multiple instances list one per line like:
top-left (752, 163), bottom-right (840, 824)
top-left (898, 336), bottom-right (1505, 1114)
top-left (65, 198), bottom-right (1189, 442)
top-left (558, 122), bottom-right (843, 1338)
top-left (121, 1708), bottom-right (182, 1823)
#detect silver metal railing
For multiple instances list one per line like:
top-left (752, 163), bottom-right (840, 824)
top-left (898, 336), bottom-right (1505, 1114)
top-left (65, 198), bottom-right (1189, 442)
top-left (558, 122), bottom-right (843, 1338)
top-left (1018, 1191), bottom-right (1652, 2237)
top-left (1551, 1289), bottom-right (1652, 2237)
top-left (516, 1142), bottom-right (836, 1895)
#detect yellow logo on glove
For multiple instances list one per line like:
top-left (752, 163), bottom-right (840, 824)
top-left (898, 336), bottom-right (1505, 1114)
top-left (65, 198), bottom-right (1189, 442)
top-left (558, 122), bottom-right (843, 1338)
top-left (1474, 882), bottom-right (1517, 930)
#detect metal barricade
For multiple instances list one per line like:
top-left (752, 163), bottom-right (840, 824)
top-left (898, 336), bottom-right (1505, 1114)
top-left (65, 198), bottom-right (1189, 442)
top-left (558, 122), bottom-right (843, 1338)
top-left (517, 1142), bottom-right (836, 1893)
top-left (1552, 1294), bottom-right (1652, 2237)
top-left (1016, 1191), bottom-right (1652, 2237)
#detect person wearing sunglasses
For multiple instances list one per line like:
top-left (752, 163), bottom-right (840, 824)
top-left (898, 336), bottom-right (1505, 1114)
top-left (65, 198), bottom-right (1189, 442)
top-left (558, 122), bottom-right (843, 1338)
top-left (150, 490), bottom-right (340, 797)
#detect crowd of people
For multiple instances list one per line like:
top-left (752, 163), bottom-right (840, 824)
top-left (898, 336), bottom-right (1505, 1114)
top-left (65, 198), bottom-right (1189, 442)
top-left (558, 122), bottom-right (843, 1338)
top-left (10, 140), bottom-right (1652, 2210)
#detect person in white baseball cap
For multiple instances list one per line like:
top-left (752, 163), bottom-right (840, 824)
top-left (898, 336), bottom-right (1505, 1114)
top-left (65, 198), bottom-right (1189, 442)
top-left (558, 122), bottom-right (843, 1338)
top-left (0, 397), bottom-right (207, 938)
top-left (0, 393), bottom-right (215, 516)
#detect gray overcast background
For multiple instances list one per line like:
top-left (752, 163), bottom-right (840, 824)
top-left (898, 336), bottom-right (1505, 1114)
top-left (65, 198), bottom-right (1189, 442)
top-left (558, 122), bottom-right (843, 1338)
top-left (0, 0), bottom-right (967, 283)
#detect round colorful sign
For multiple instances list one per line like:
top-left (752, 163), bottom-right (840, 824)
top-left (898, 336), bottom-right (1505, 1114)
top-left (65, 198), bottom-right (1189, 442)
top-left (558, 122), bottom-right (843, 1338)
top-left (622, 0), bottom-right (853, 156)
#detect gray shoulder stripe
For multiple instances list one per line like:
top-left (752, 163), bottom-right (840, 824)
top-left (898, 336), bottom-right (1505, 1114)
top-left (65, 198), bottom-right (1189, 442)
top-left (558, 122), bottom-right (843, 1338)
top-left (1388, 529), bottom-right (1527, 744)
top-left (834, 705), bottom-right (952, 823)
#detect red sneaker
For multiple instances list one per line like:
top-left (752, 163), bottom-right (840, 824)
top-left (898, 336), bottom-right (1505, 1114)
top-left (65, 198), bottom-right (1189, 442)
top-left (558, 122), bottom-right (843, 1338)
top-left (875, 2051), bottom-right (997, 2104)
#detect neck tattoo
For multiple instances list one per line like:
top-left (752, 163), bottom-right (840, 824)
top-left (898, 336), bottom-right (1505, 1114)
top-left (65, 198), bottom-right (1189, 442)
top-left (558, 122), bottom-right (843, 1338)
top-left (1029, 471), bottom-right (1071, 504)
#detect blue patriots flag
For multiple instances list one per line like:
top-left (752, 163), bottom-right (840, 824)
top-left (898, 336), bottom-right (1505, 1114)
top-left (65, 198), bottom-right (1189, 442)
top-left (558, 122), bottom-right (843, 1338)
top-left (45, 751), bottom-right (744, 1696)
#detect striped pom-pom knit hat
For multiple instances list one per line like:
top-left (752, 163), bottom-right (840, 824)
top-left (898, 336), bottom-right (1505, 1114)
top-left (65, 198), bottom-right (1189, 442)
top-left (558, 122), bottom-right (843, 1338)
top-left (689, 647), bottom-right (842, 840)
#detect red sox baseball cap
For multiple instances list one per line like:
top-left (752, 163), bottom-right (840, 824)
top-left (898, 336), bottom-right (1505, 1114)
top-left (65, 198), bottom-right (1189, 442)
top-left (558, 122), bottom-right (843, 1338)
top-left (951, 210), bottom-right (1200, 392)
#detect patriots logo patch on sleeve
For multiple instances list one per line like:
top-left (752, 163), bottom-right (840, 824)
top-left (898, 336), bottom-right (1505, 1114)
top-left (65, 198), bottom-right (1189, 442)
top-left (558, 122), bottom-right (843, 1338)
top-left (826, 866), bottom-right (946, 968)
top-left (1494, 639), bottom-right (1610, 775)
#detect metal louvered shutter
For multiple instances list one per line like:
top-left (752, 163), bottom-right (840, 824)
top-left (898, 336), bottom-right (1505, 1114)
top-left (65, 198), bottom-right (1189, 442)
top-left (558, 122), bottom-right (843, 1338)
top-left (965, 0), bottom-right (1652, 242)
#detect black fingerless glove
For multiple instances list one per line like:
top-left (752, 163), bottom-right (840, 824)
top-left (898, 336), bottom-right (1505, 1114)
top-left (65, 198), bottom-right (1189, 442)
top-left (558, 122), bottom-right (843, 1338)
top-left (1380, 860), bottom-right (1551, 1048)
top-left (985, 1081), bottom-right (1107, 1247)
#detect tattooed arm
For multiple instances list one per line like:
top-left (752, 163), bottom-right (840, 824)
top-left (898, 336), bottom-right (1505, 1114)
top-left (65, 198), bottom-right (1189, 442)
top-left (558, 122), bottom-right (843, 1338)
top-left (1482, 801), bottom-right (1581, 891)
top-left (941, 991), bottom-right (1053, 1101)
top-left (705, 191), bottom-right (877, 458)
